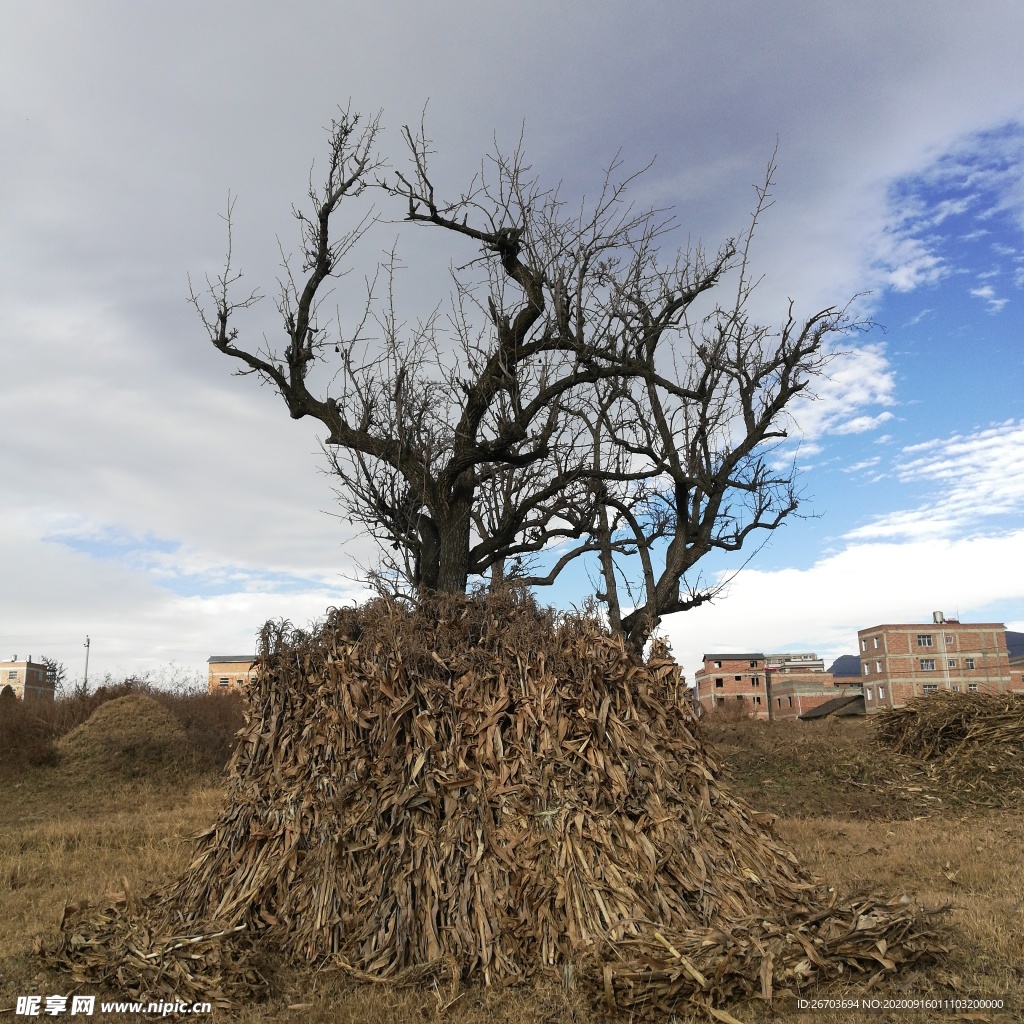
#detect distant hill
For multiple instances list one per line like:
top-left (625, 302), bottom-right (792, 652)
top-left (828, 654), bottom-right (862, 677)
top-left (1006, 631), bottom-right (1024, 658)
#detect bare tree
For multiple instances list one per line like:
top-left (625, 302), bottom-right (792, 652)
top-left (41, 656), bottom-right (68, 696)
top-left (193, 108), bottom-right (854, 649)
top-left (543, 173), bottom-right (851, 650)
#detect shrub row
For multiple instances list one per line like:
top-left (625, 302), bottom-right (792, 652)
top-left (0, 678), bottom-right (243, 772)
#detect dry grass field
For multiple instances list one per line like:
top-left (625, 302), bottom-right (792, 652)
top-left (1, 693), bottom-right (1021, 1023)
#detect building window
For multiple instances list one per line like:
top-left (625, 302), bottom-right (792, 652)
top-left (713, 660), bottom-right (722, 668)
top-left (875, 660), bottom-right (882, 673)
top-left (751, 676), bottom-right (760, 686)
top-left (7, 670), bottom-right (16, 680)
top-left (860, 639), bottom-right (866, 652)
top-left (753, 695), bottom-right (761, 704)
top-left (947, 659), bottom-right (956, 669)
top-left (952, 684), bottom-right (960, 692)
top-left (863, 664), bottom-right (869, 676)
top-left (787, 696), bottom-right (793, 707)
top-left (945, 634), bottom-right (954, 645)
top-left (777, 698), bottom-right (782, 707)
top-left (920, 659), bottom-right (936, 671)
top-left (219, 677), bottom-right (229, 686)
top-left (923, 684), bottom-right (938, 695)
top-left (865, 687), bottom-right (873, 701)
top-left (873, 637), bottom-right (879, 649)
top-left (237, 678), bottom-right (244, 686)
top-left (715, 678), bottom-right (724, 688)
top-left (965, 658), bottom-right (976, 670)
top-left (968, 683), bottom-right (979, 693)
top-left (878, 686), bottom-right (885, 699)
top-left (736, 695), bottom-right (744, 701)
top-left (749, 660), bottom-right (757, 668)
top-left (917, 635), bottom-right (933, 647)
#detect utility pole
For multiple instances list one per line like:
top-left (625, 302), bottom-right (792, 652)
top-left (83, 635), bottom-right (90, 690)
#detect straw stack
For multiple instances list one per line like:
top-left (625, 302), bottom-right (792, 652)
top-left (46, 591), bottom-right (945, 1015)
top-left (874, 691), bottom-right (1024, 805)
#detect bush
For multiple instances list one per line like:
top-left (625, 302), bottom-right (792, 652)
top-left (704, 696), bottom-right (757, 723)
top-left (0, 673), bottom-right (244, 773)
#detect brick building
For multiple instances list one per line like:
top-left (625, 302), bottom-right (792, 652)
top-left (767, 669), bottom-right (861, 721)
top-left (858, 613), bottom-right (1012, 713)
top-left (0, 657), bottom-right (55, 700)
top-left (207, 655), bottom-right (257, 693)
top-left (694, 653), bottom-right (768, 718)
top-left (1010, 653), bottom-right (1024, 694)
top-left (758, 652), bottom-right (861, 720)
top-left (765, 652), bottom-right (826, 672)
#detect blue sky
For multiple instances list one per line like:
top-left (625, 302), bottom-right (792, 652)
top-left (1, 2), bottom-right (1023, 683)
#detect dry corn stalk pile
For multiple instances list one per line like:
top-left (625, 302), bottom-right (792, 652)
top-left (874, 691), bottom-right (1024, 804)
top-left (46, 593), bottom-right (944, 1015)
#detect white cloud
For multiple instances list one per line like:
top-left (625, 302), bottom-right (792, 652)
top-left (970, 284), bottom-right (1009, 312)
top-left (787, 343), bottom-right (896, 440)
top-left (842, 457), bottom-right (882, 474)
top-left (847, 420), bottom-right (1024, 541)
top-left (878, 241), bottom-right (948, 292)
top-left (832, 411), bottom-right (896, 435)
top-left (930, 194), bottom-right (978, 225)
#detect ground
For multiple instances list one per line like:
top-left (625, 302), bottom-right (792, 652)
top-left (1, 711), bottom-right (1021, 1023)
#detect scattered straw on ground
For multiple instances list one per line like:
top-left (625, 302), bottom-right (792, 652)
top-left (57, 694), bottom-right (188, 777)
top-left (43, 593), bottom-right (946, 1018)
top-left (873, 692), bottom-right (1024, 807)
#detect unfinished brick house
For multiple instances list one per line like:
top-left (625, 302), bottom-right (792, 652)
top-left (858, 612), bottom-right (1012, 713)
top-left (0, 657), bottom-right (54, 700)
top-left (207, 655), bottom-right (257, 693)
top-left (1010, 652), bottom-right (1024, 694)
top-left (693, 653), bottom-right (768, 718)
top-left (766, 654), bottom-right (863, 721)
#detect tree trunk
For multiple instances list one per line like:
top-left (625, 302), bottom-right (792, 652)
top-left (433, 497), bottom-right (473, 594)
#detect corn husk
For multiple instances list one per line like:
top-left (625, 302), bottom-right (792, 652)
top-left (873, 691), bottom-right (1024, 806)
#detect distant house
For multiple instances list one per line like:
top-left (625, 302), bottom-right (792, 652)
top-left (207, 655), bottom-right (257, 693)
top-left (1006, 652), bottom-right (1024, 695)
top-left (692, 612), bottom-right (1019, 724)
top-left (1, 657), bottom-right (55, 700)
top-left (765, 652), bottom-right (826, 672)
top-left (694, 653), bottom-right (769, 718)
top-left (765, 654), bottom-right (862, 721)
top-left (859, 613), bottom-right (1012, 713)
top-left (797, 693), bottom-right (866, 720)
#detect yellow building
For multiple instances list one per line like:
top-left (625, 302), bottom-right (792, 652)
top-left (1, 657), bottom-right (55, 700)
top-left (207, 655), bottom-right (257, 693)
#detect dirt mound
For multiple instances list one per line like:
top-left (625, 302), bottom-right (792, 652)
top-left (874, 692), bottom-right (1024, 805)
top-left (46, 593), bottom-right (945, 1016)
top-left (58, 693), bottom-right (188, 776)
